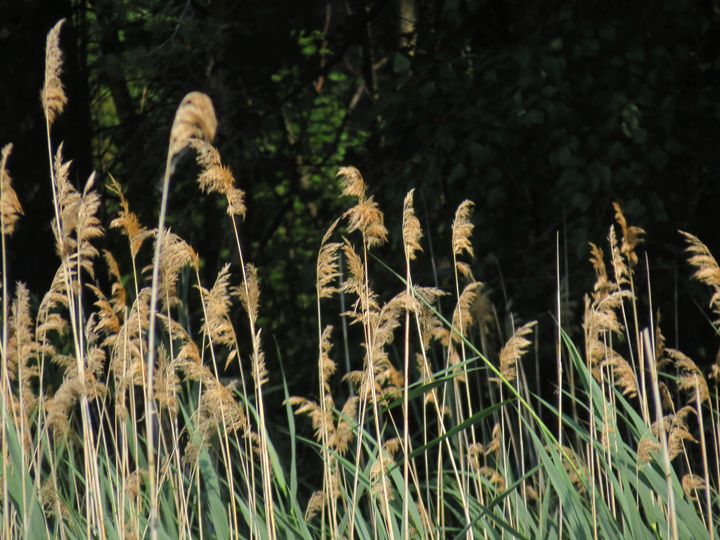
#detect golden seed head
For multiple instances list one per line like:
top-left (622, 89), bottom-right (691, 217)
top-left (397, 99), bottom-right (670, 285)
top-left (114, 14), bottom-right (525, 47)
top-left (169, 92), bottom-right (217, 157)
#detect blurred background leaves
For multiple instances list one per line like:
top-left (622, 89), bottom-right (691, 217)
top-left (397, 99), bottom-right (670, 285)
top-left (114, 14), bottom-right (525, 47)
top-left (1, 0), bottom-right (720, 377)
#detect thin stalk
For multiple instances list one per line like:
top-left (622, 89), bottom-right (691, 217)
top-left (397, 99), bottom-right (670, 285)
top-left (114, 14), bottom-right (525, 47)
top-left (555, 232), bottom-right (563, 540)
top-left (145, 152), bottom-right (174, 540)
top-left (229, 215), bottom-right (275, 537)
top-left (696, 383), bottom-right (714, 538)
top-left (0, 148), bottom-right (11, 539)
top-left (644, 329), bottom-right (678, 540)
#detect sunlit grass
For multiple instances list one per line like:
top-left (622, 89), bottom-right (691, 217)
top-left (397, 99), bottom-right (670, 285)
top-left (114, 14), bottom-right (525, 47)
top-left (0, 19), bottom-right (718, 540)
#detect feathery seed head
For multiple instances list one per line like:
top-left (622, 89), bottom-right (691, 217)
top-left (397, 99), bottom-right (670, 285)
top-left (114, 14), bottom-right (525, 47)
top-left (0, 144), bottom-right (23, 236)
top-left (667, 348), bottom-right (710, 403)
top-left (613, 202), bottom-right (645, 268)
top-left (682, 473), bottom-right (705, 500)
top-left (498, 320), bottom-right (537, 384)
top-left (681, 230), bottom-right (720, 319)
top-left (637, 436), bottom-right (661, 465)
top-left (608, 225), bottom-right (630, 287)
top-left (451, 281), bottom-right (483, 342)
top-left (316, 219), bottom-right (342, 298)
top-left (144, 230), bottom-right (196, 310)
top-left (190, 139), bottom-right (246, 218)
top-left (235, 264), bottom-right (260, 325)
top-left (337, 166), bottom-right (366, 200)
top-left (169, 92), bottom-right (217, 157)
top-left (344, 197), bottom-right (388, 248)
top-left (452, 200), bottom-right (475, 260)
top-left (305, 491), bottom-right (325, 521)
top-left (199, 264), bottom-right (236, 347)
top-left (402, 189), bottom-right (423, 261)
top-left (42, 19), bottom-right (67, 126)
top-left (108, 175), bottom-right (153, 259)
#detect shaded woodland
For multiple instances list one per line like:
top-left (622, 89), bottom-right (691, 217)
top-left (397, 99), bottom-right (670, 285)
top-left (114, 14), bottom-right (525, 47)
top-left (2, 0), bottom-right (720, 378)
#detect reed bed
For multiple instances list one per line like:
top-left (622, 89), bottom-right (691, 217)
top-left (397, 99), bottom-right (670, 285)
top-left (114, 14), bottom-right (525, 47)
top-left (0, 20), bottom-right (718, 539)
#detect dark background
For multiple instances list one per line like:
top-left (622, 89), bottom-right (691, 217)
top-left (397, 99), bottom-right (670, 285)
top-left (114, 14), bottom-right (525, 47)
top-left (2, 0), bottom-right (720, 394)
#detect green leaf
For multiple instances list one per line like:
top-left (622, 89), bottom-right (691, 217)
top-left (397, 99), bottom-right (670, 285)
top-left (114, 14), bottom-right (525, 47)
top-left (4, 417), bottom-right (48, 539)
top-left (198, 447), bottom-right (230, 540)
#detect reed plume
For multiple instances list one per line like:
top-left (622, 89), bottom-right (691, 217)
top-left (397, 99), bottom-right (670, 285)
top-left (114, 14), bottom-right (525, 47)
top-left (190, 139), bottom-right (246, 218)
top-left (613, 202), bottom-right (645, 269)
top-left (169, 93), bottom-right (217, 158)
top-left (402, 189), bottom-right (422, 261)
top-left (198, 264), bottom-right (236, 348)
top-left (316, 219), bottom-right (342, 299)
top-left (497, 320), bottom-right (537, 384)
top-left (452, 200), bottom-right (475, 279)
top-left (681, 230), bottom-right (720, 319)
top-left (41, 19), bottom-right (67, 126)
top-left (0, 144), bottom-right (23, 236)
top-left (108, 175), bottom-right (153, 260)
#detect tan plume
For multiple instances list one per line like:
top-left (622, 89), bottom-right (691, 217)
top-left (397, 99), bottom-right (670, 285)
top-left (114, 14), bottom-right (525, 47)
top-left (169, 92), bottom-right (217, 157)
top-left (402, 189), bottom-right (423, 260)
top-left (452, 200), bottom-right (475, 259)
top-left (1, 143), bottom-right (23, 235)
top-left (316, 219), bottom-right (342, 299)
top-left (681, 230), bottom-right (720, 317)
top-left (613, 202), bottom-right (644, 268)
top-left (190, 139), bottom-right (246, 218)
top-left (337, 166), bottom-right (366, 200)
top-left (41, 19), bottom-right (67, 126)
top-left (497, 320), bottom-right (537, 384)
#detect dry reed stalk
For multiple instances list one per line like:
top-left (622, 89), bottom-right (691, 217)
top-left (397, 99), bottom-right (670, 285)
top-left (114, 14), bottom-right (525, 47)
top-left (41, 20), bottom-right (104, 536)
top-left (449, 200), bottom-right (479, 538)
top-left (401, 189), bottom-right (422, 540)
top-left (145, 91), bottom-right (216, 540)
top-left (312, 218), bottom-right (342, 537)
top-left (679, 230), bottom-right (720, 538)
top-left (644, 329), bottom-right (679, 540)
top-left (611, 205), bottom-right (647, 423)
top-left (175, 144), bottom-right (261, 535)
top-left (0, 142), bottom-right (21, 538)
top-left (337, 166), bottom-right (395, 538)
top-left (681, 230), bottom-right (720, 319)
top-left (409, 282), bottom-right (471, 534)
top-left (695, 380), bottom-right (715, 537)
top-left (190, 135), bottom-right (275, 538)
top-left (554, 233), bottom-right (564, 540)
top-left (41, 23), bottom-right (109, 531)
top-left (41, 20), bottom-right (67, 127)
top-left (194, 264), bottom-right (249, 537)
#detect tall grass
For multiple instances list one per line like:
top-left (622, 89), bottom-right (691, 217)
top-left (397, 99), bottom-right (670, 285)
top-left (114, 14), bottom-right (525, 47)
top-left (0, 19), bottom-right (718, 539)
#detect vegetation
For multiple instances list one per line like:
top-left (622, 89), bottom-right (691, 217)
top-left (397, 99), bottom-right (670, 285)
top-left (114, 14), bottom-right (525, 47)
top-left (4, 1), bottom-right (720, 371)
top-left (1, 17), bottom-right (720, 539)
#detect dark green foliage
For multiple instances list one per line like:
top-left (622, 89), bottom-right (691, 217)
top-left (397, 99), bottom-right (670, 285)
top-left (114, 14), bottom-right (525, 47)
top-left (2, 0), bottom-right (719, 377)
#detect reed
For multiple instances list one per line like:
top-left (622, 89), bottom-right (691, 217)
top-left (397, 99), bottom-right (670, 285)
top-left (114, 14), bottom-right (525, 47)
top-left (0, 19), bottom-right (718, 539)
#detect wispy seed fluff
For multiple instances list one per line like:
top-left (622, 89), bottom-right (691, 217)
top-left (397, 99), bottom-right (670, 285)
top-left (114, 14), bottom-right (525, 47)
top-left (681, 230), bottom-right (720, 318)
top-left (234, 263), bottom-right (260, 325)
top-left (498, 320), bottom-right (537, 384)
top-left (345, 198), bottom-right (388, 248)
top-left (316, 219), bottom-right (342, 299)
top-left (108, 175), bottom-right (154, 260)
top-left (168, 92), bottom-right (217, 158)
top-left (41, 19), bottom-right (67, 126)
top-left (402, 189), bottom-right (423, 261)
top-left (452, 200), bottom-right (475, 278)
top-left (337, 166), bottom-right (366, 200)
top-left (199, 264), bottom-right (236, 348)
top-left (0, 144), bottom-right (23, 236)
top-left (612, 202), bottom-right (645, 268)
top-left (338, 166), bottom-right (388, 248)
top-left (190, 139), bottom-right (246, 218)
